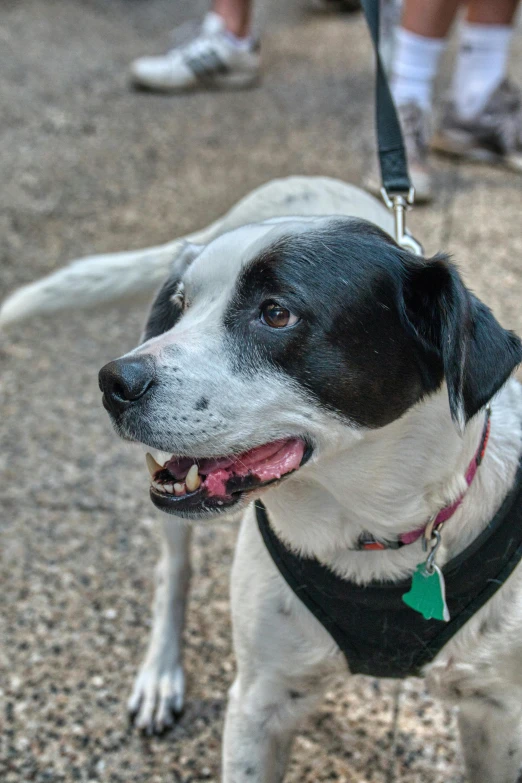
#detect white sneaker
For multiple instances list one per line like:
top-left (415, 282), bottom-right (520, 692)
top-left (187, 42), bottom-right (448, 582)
top-left (130, 12), bottom-right (261, 93)
top-left (432, 80), bottom-right (522, 173)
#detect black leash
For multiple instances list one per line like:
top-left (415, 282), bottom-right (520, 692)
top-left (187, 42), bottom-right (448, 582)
top-left (359, 0), bottom-right (423, 255)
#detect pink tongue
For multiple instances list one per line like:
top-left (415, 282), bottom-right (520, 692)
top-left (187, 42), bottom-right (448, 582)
top-left (233, 440), bottom-right (303, 477)
top-left (165, 440), bottom-right (301, 480)
top-left (204, 439), bottom-right (305, 497)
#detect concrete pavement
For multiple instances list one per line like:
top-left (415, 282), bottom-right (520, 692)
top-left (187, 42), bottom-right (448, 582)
top-left (1, 2), bottom-right (522, 781)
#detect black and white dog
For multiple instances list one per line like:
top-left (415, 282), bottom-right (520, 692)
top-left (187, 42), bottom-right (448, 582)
top-left (3, 178), bottom-right (522, 783)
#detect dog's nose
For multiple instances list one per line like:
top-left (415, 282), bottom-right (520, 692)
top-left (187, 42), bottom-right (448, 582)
top-left (98, 356), bottom-right (155, 415)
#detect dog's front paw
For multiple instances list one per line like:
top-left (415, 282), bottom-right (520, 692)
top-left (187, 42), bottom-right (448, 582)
top-left (128, 663), bottom-right (185, 734)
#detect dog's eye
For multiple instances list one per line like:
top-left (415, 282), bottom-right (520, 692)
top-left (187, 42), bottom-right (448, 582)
top-left (260, 301), bottom-right (299, 329)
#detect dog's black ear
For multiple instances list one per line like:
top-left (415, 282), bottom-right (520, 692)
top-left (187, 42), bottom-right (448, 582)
top-left (401, 254), bottom-right (522, 429)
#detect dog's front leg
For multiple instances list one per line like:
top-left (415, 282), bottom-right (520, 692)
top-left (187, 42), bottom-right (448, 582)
top-left (458, 699), bottom-right (522, 783)
top-left (222, 509), bottom-right (337, 783)
top-left (128, 519), bottom-right (192, 734)
top-left (428, 659), bottom-right (522, 783)
top-left (222, 672), bottom-right (325, 783)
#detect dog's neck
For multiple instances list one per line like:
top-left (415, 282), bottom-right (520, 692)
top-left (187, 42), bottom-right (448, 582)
top-left (263, 382), bottom-right (522, 585)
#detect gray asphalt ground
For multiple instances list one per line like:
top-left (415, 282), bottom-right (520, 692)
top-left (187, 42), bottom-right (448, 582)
top-left (1, 2), bottom-right (522, 782)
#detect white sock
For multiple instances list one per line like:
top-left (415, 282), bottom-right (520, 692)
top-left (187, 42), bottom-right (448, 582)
top-left (223, 30), bottom-right (254, 51)
top-left (452, 23), bottom-right (513, 119)
top-left (391, 28), bottom-right (446, 112)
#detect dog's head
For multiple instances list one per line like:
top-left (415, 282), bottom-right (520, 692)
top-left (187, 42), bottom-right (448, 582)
top-left (98, 217), bottom-right (522, 520)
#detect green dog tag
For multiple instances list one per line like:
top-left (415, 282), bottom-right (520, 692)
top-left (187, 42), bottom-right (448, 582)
top-left (402, 563), bottom-right (450, 622)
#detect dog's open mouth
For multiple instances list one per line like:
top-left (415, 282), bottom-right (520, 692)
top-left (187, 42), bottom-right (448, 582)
top-left (146, 438), bottom-right (310, 516)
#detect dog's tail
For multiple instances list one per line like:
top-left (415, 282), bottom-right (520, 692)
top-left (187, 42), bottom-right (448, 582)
top-left (0, 239), bottom-right (187, 329)
top-left (0, 177), bottom-right (393, 329)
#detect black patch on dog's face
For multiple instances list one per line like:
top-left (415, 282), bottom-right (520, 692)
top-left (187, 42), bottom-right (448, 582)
top-left (224, 219), bottom-right (521, 429)
top-left (223, 221), bottom-right (432, 428)
top-left (143, 276), bottom-right (183, 341)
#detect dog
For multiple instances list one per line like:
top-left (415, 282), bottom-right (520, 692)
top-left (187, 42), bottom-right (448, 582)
top-left (3, 178), bottom-right (522, 782)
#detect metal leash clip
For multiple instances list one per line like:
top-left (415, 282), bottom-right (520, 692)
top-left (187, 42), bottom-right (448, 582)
top-left (422, 526), bottom-right (443, 575)
top-left (381, 187), bottom-right (423, 256)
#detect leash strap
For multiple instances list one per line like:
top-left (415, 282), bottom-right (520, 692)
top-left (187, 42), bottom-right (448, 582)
top-left (359, 0), bottom-right (410, 195)
top-left (359, 0), bottom-right (423, 255)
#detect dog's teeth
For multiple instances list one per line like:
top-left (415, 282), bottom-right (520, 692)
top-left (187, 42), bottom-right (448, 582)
top-left (174, 483), bottom-right (186, 496)
top-left (186, 464), bottom-right (201, 492)
top-left (151, 480), bottom-right (166, 493)
top-left (164, 483), bottom-right (175, 494)
top-left (146, 452), bottom-right (162, 477)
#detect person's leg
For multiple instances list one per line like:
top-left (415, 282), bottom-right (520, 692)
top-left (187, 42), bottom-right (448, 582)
top-left (392, 0), bottom-right (459, 113)
top-left (432, 0), bottom-right (522, 171)
top-left (466, 0), bottom-right (519, 25)
top-left (214, 0), bottom-right (253, 38)
top-left (369, 0), bottom-right (460, 202)
top-left (130, 0), bottom-right (260, 93)
top-left (451, 0), bottom-right (519, 119)
top-left (401, 0), bottom-right (461, 38)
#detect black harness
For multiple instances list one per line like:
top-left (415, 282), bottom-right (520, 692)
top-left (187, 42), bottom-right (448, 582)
top-left (256, 460), bottom-right (522, 678)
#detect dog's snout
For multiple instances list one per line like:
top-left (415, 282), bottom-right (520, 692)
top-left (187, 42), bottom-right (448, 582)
top-left (98, 357), bottom-right (155, 415)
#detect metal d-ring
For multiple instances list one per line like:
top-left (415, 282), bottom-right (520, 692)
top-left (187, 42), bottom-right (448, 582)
top-left (425, 529), bottom-right (443, 574)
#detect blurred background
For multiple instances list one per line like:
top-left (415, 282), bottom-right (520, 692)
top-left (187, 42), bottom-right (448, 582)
top-left (1, 1), bottom-right (522, 782)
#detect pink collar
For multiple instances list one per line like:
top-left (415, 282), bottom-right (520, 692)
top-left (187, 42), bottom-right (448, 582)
top-left (358, 407), bottom-right (492, 552)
